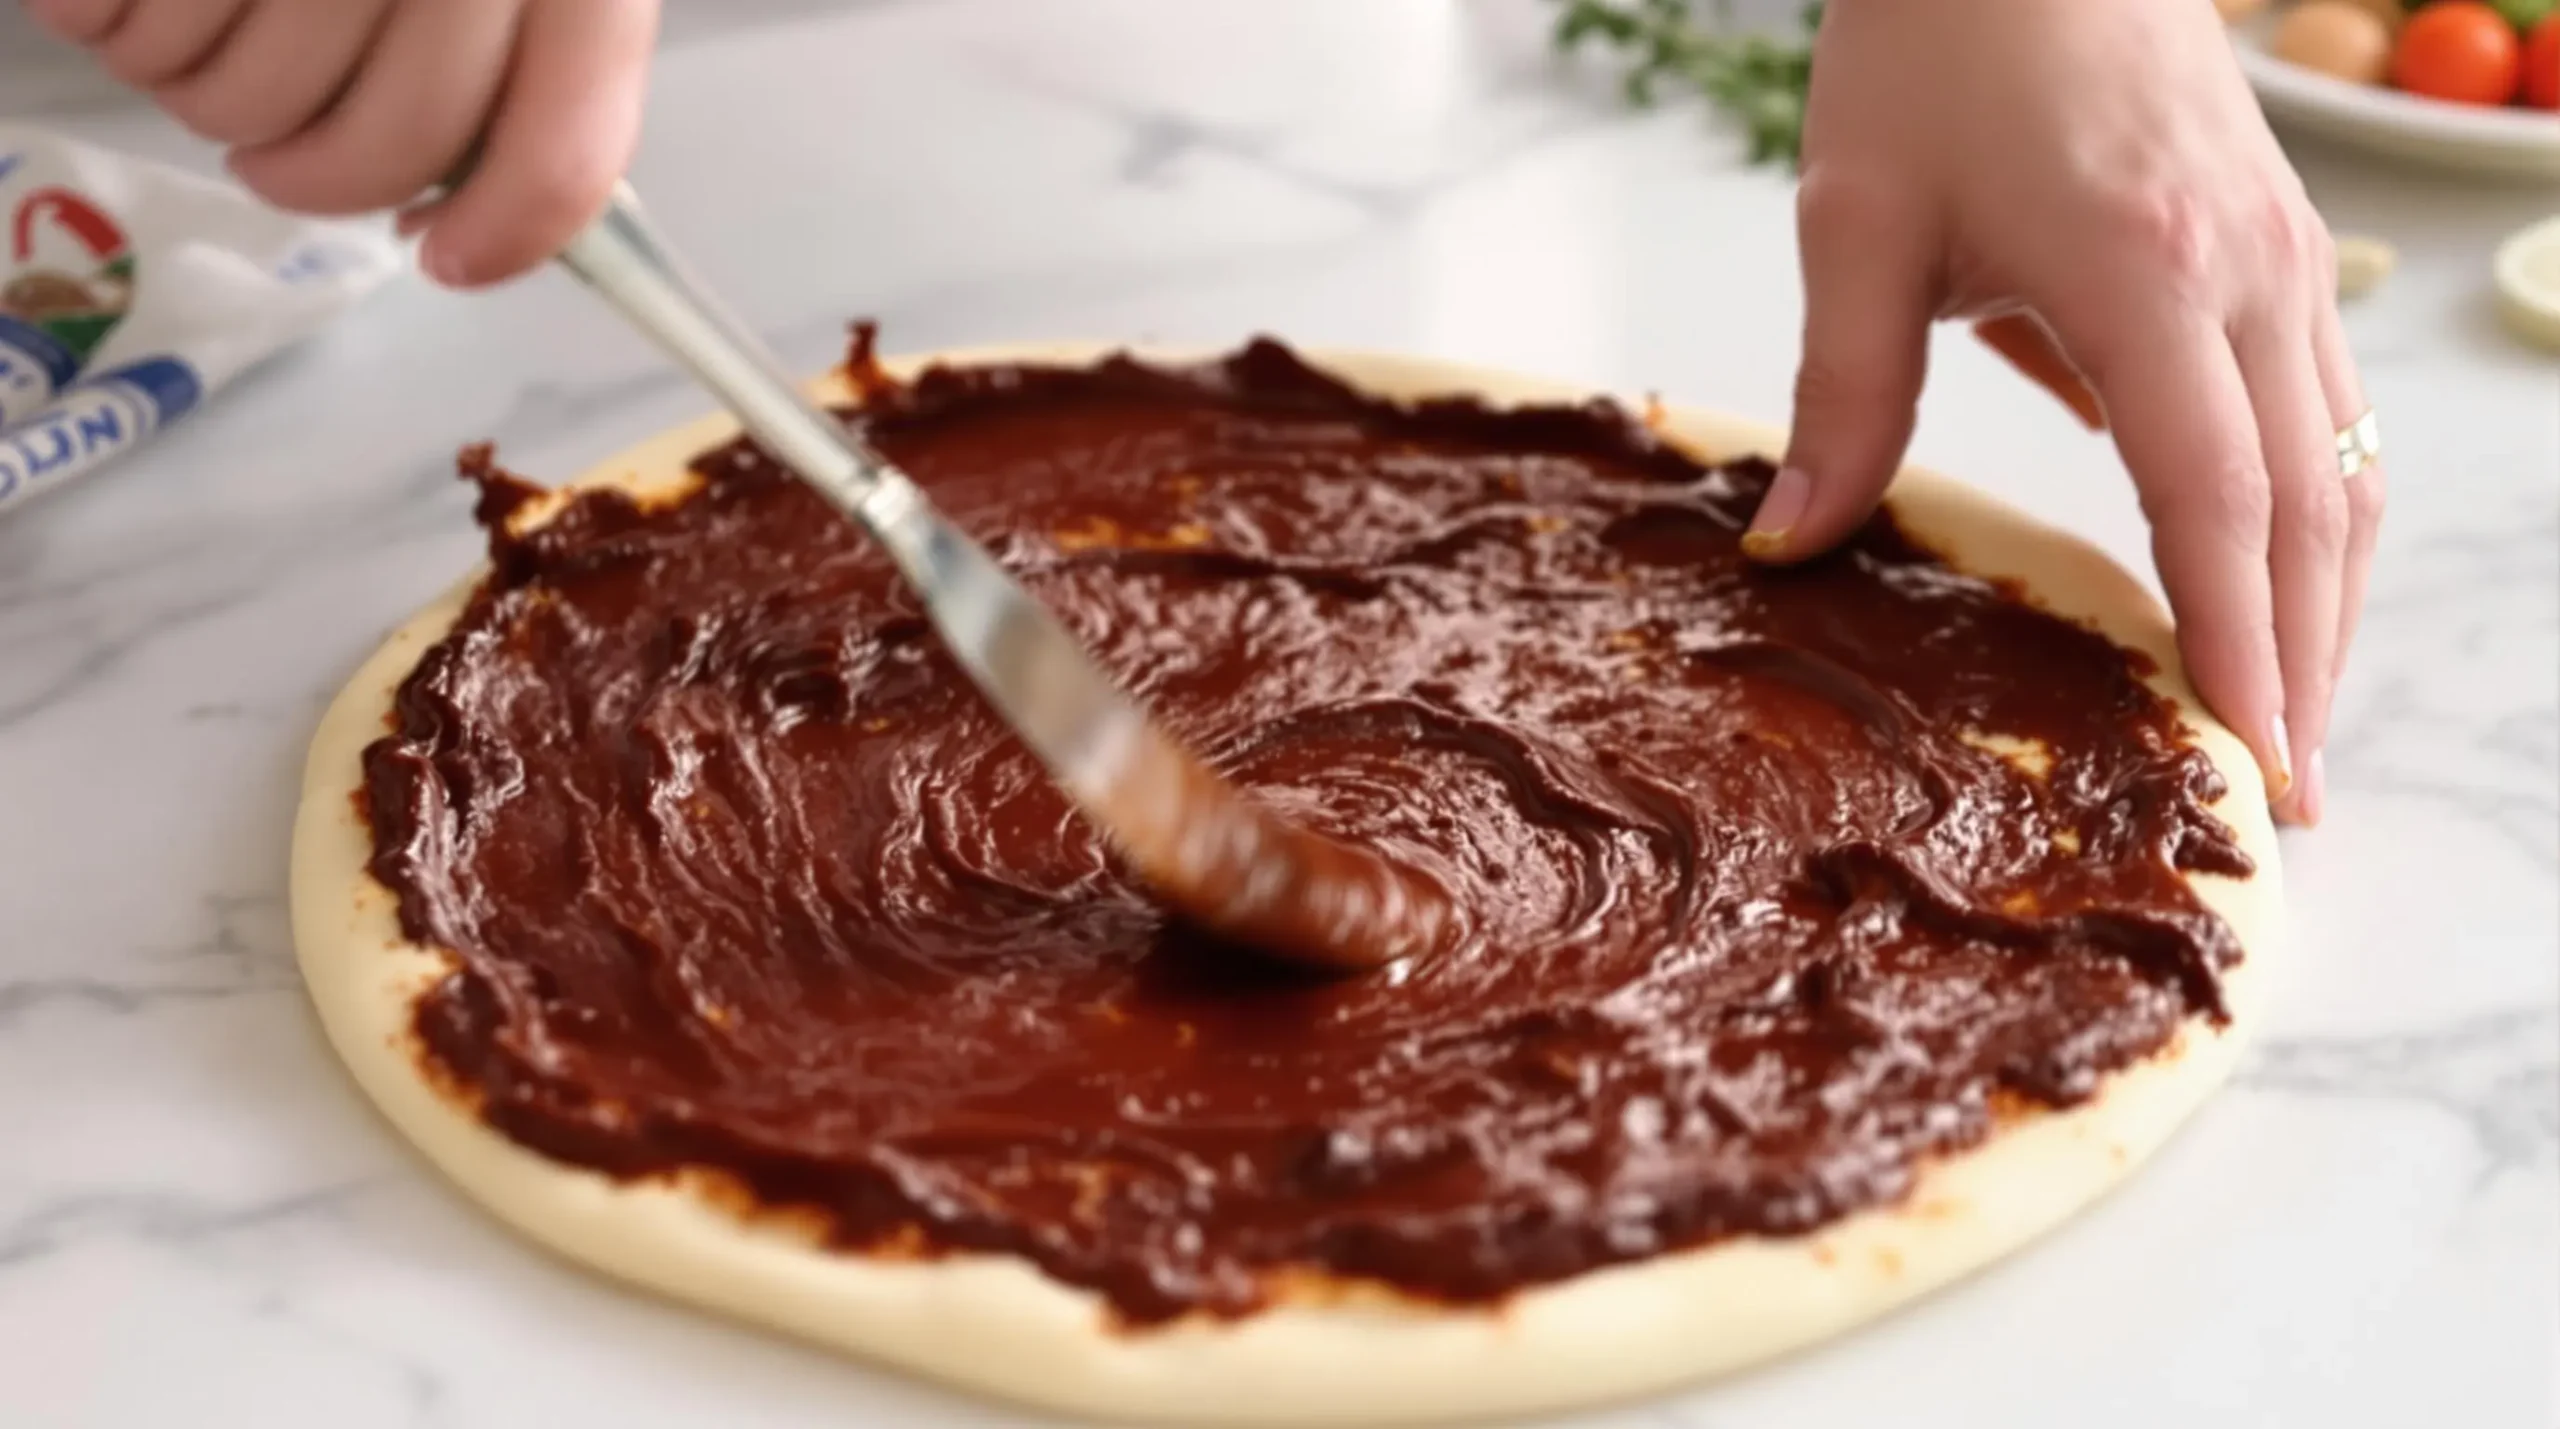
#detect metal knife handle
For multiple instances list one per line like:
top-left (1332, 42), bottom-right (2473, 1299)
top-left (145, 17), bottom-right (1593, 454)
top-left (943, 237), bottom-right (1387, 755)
top-left (554, 183), bottom-right (898, 523)
top-left (530, 180), bottom-right (1436, 974)
top-left (544, 182), bottom-right (1137, 787)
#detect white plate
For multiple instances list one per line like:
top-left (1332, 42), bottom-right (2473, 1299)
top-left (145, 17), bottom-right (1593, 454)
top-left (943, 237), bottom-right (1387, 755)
top-left (2234, 24), bottom-right (2560, 178)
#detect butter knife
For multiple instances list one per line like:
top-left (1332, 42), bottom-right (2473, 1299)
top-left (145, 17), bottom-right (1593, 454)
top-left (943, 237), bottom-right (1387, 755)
top-left (543, 183), bottom-right (1443, 972)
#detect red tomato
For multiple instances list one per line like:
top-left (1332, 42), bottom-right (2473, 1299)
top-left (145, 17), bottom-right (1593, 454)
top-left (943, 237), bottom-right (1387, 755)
top-left (2526, 13), bottom-right (2560, 109)
top-left (2392, 1), bottom-right (2525, 104)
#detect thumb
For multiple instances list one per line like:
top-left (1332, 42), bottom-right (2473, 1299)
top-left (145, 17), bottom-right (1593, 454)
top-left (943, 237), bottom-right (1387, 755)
top-left (1750, 178), bottom-right (1939, 564)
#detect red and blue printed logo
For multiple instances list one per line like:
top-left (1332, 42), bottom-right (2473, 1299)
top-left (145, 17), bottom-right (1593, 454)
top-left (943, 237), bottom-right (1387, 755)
top-left (0, 155), bottom-right (199, 504)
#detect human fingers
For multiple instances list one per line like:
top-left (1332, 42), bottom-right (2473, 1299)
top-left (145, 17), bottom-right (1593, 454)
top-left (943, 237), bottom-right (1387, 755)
top-left (407, 0), bottom-right (659, 287)
top-left (2232, 296), bottom-right (2347, 826)
top-left (1753, 172), bottom-right (1940, 563)
top-left (2069, 303), bottom-right (2291, 803)
top-left (2312, 300), bottom-right (2384, 692)
top-left (153, 0), bottom-right (396, 150)
top-left (81, 0), bottom-right (252, 87)
top-left (22, 0), bottom-right (137, 45)
top-left (224, 0), bottom-right (520, 220)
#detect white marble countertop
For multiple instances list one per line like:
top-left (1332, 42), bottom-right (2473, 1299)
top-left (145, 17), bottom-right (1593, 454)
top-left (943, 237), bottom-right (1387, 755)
top-left (3, 3), bottom-right (2554, 1425)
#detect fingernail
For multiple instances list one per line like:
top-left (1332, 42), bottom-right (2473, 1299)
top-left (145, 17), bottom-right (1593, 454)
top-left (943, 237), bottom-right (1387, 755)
top-left (2298, 748), bottom-right (2325, 827)
top-left (420, 240), bottom-right (468, 288)
top-left (2263, 718), bottom-right (2294, 802)
top-left (1743, 466), bottom-right (1811, 561)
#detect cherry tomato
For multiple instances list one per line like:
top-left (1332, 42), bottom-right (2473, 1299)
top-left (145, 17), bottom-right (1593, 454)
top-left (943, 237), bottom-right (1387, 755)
top-left (2526, 13), bottom-right (2560, 109)
top-left (2392, 2), bottom-right (2525, 105)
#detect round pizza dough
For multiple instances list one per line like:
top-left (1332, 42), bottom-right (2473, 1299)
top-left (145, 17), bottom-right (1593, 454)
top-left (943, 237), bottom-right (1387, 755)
top-left (290, 346), bottom-right (2285, 1426)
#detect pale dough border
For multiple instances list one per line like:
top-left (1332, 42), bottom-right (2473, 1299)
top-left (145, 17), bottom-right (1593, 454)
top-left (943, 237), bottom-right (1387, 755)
top-left (290, 346), bottom-right (2285, 1427)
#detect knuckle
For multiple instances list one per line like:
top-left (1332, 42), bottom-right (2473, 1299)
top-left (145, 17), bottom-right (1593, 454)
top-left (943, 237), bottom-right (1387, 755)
top-left (2107, 185), bottom-right (2219, 298)
top-left (2346, 463), bottom-right (2388, 530)
top-left (2295, 658), bottom-right (2337, 708)
top-left (320, 129), bottom-right (469, 216)
top-left (2214, 465), bottom-right (2278, 539)
top-left (162, 67), bottom-right (336, 150)
top-left (2249, 190), bottom-right (2336, 298)
top-left (96, 15), bottom-right (220, 90)
top-left (228, 160), bottom-right (308, 215)
top-left (150, 80), bottom-right (222, 139)
top-left (2147, 458), bottom-right (2274, 544)
top-left (242, 152), bottom-right (377, 217)
top-left (98, 44), bottom-right (177, 89)
top-left (2285, 639), bottom-right (2338, 707)
top-left (515, 159), bottom-right (612, 241)
top-left (1791, 350), bottom-right (1908, 413)
top-left (2285, 473), bottom-right (2352, 559)
top-left (153, 82), bottom-right (263, 147)
top-left (451, 157), bottom-right (615, 281)
top-left (2251, 191), bottom-right (2302, 261)
top-left (24, 0), bottom-right (127, 43)
top-left (2283, 675), bottom-right (2336, 745)
top-left (2169, 587), bottom-right (2279, 691)
top-left (2302, 217), bottom-right (2340, 298)
top-left (1796, 170), bottom-right (1904, 239)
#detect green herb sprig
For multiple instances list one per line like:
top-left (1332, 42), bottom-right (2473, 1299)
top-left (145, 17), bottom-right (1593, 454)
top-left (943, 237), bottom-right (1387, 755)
top-left (1551, 0), bottom-right (1824, 168)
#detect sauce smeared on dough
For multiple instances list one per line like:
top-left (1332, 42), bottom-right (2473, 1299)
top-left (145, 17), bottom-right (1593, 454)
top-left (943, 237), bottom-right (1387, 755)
top-left (362, 337), bottom-right (2250, 1324)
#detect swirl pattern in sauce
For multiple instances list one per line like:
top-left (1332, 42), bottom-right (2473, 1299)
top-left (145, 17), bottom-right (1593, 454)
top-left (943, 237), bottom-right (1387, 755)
top-left (362, 337), bottom-right (2249, 1325)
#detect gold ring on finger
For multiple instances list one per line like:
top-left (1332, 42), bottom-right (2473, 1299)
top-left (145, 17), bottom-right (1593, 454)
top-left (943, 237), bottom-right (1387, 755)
top-left (2337, 409), bottom-right (2381, 479)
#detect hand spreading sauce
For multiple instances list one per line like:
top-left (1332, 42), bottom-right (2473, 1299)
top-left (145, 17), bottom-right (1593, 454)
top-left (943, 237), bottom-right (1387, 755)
top-left (363, 335), bottom-right (2248, 1324)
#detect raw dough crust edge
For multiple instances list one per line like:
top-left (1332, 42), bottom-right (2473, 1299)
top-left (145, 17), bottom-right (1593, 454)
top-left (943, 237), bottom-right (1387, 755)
top-left (289, 345), bottom-right (2286, 1427)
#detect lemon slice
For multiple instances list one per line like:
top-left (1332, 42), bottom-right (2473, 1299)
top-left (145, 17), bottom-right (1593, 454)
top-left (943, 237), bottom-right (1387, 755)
top-left (2494, 214), bottom-right (2560, 354)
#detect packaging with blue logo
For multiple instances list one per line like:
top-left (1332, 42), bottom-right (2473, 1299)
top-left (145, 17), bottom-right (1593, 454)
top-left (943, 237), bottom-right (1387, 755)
top-left (0, 124), bottom-right (402, 514)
